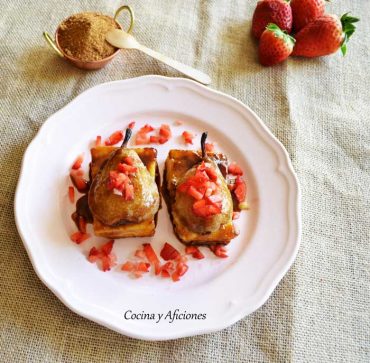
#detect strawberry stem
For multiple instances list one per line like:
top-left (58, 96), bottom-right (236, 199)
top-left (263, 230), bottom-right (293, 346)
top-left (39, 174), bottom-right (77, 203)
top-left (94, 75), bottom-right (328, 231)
top-left (266, 23), bottom-right (295, 47)
top-left (340, 13), bottom-right (360, 56)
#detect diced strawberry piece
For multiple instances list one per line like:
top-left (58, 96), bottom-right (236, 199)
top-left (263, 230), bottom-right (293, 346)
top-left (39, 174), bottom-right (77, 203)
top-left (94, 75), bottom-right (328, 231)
top-left (176, 262), bottom-right (189, 276)
top-left (162, 261), bottom-right (175, 271)
top-left (160, 243), bottom-right (181, 261)
top-left (143, 243), bottom-right (161, 275)
top-left (128, 121), bottom-right (136, 129)
top-left (123, 156), bottom-right (134, 165)
top-left (177, 182), bottom-right (189, 193)
top-left (95, 135), bottom-right (102, 146)
top-left (105, 130), bottom-right (123, 146)
top-left (176, 254), bottom-right (188, 263)
top-left (205, 188), bottom-right (213, 197)
top-left (205, 167), bottom-right (218, 181)
top-left (101, 255), bottom-right (112, 272)
top-left (159, 124), bottom-right (172, 138)
top-left (70, 231), bottom-right (90, 244)
top-left (171, 271), bottom-right (180, 282)
top-left (192, 249), bottom-right (205, 259)
top-left (135, 133), bottom-right (150, 145)
top-left (205, 143), bottom-right (215, 152)
top-left (228, 162), bottom-right (243, 176)
top-left (187, 185), bottom-right (204, 200)
top-left (182, 131), bottom-right (194, 144)
top-left (234, 176), bottom-right (246, 202)
top-left (185, 246), bottom-right (205, 259)
top-left (124, 183), bottom-right (134, 201)
top-left (68, 186), bottom-right (75, 203)
top-left (161, 269), bottom-right (171, 278)
top-left (72, 154), bottom-right (84, 170)
top-left (158, 136), bottom-right (169, 144)
top-left (78, 216), bottom-right (87, 233)
top-left (121, 261), bottom-right (136, 272)
top-left (185, 246), bottom-right (197, 255)
top-left (88, 247), bottom-right (100, 262)
top-left (136, 262), bottom-right (150, 273)
top-left (101, 240), bottom-right (114, 255)
top-left (232, 211), bottom-right (240, 220)
top-left (117, 163), bottom-right (137, 175)
top-left (70, 169), bottom-right (89, 193)
top-left (193, 199), bottom-right (206, 210)
top-left (140, 124), bottom-right (155, 133)
top-left (149, 135), bottom-right (159, 143)
top-left (207, 204), bottom-right (222, 215)
top-left (210, 245), bottom-right (228, 258)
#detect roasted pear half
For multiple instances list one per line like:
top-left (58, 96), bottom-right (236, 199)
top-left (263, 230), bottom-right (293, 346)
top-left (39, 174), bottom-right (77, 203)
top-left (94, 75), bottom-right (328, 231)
top-left (174, 132), bottom-right (233, 234)
top-left (88, 128), bottom-right (160, 225)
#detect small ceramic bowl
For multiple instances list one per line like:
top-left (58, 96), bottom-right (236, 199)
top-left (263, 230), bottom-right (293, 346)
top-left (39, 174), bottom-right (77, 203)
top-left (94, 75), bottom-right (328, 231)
top-left (43, 5), bottom-right (134, 70)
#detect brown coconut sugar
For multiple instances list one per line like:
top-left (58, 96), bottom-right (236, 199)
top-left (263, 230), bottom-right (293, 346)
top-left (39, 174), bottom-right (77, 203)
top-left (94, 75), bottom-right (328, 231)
top-left (58, 12), bottom-right (120, 62)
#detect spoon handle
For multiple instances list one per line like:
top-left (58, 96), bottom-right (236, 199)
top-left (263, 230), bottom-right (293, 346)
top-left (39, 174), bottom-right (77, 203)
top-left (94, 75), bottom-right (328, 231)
top-left (137, 45), bottom-right (211, 85)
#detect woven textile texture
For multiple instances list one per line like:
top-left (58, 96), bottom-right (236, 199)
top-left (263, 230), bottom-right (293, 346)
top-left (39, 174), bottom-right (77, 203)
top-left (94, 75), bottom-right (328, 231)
top-left (0, 0), bottom-right (369, 362)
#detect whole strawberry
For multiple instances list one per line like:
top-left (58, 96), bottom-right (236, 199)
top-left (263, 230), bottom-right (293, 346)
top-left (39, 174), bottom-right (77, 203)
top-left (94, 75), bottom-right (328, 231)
top-left (291, 0), bottom-right (326, 32)
top-left (259, 23), bottom-right (295, 66)
top-left (292, 13), bottom-right (359, 57)
top-left (252, 0), bottom-right (293, 39)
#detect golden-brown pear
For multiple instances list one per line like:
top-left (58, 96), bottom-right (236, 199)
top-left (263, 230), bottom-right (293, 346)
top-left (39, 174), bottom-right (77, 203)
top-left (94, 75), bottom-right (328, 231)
top-left (88, 129), bottom-right (159, 225)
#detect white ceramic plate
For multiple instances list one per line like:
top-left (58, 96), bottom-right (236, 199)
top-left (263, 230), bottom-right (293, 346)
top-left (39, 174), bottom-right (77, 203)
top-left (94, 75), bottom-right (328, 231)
top-left (15, 76), bottom-right (300, 340)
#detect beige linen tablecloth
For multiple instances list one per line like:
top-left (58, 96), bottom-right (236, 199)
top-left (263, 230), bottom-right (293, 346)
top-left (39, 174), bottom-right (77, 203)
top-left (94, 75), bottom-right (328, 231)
top-left (1, 0), bottom-right (369, 361)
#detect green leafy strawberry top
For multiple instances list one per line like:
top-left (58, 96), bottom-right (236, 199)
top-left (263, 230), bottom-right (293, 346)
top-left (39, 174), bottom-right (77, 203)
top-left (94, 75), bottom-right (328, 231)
top-left (341, 13), bottom-right (360, 55)
top-left (266, 23), bottom-right (296, 47)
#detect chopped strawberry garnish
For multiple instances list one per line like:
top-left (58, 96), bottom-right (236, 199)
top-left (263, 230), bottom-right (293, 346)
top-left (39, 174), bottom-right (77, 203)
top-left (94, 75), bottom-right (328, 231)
top-left (70, 231), bottom-right (90, 244)
top-left (162, 261), bottom-right (175, 271)
top-left (234, 176), bottom-right (247, 203)
top-left (70, 169), bottom-right (89, 193)
top-left (232, 211), bottom-right (240, 220)
top-left (128, 121), bottom-right (136, 129)
top-left (123, 156), bottom-right (134, 165)
top-left (117, 163), bottom-right (137, 175)
top-left (88, 247), bottom-right (100, 262)
top-left (182, 131), bottom-right (194, 144)
top-left (159, 124), bottom-right (171, 138)
top-left (143, 243), bottom-right (161, 275)
top-left (107, 171), bottom-right (129, 190)
top-left (171, 272), bottom-right (180, 282)
top-left (161, 269), bottom-right (171, 278)
top-left (105, 130), bottom-right (123, 146)
top-left (206, 194), bottom-right (222, 207)
top-left (88, 240), bottom-right (116, 271)
top-left (139, 124), bottom-right (155, 133)
top-left (185, 246), bottom-right (205, 259)
top-left (176, 262), bottom-right (189, 277)
top-left (205, 143), bottom-right (215, 152)
top-left (160, 243), bottom-right (180, 261)
top-left (228, 162), bottom-right (243, 176)
top-left (188, 185), bottom-right (204, 200)
top-left (68, 186), bottom-right (75, 203)
top-left (136, 262), bottom-right (150, 273)
top-left (101, 240), bottom-right (114, 255)
top-left (210, 245), bottom-right (228, 258)
top-left (72, 154), bottom-right (84, 170)
top-left (121, 261), bottom-right (135, 272)
top-left (205, 167), bottom-right (218, 181)
top-left (95, 135), bottom-right (102, 146)
top-left (78, 216), bottom-right (87, 233)
top-left (149, 135), bottom-right (159, 143)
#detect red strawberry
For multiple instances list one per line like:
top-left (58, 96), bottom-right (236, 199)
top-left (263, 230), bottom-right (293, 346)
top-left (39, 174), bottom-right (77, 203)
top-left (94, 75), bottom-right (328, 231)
top-left (252, 0), bottom-right (293, 39)
top-left (291, 0), bottom-right (326, 32)
top-left (259, 23), bottom-right (295, 66)
top-left (292, 13), bottom-right (359, 57)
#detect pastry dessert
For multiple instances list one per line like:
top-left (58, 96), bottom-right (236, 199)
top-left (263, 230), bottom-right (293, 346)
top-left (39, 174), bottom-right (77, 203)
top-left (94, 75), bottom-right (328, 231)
top-left (163, 132), bottom-right (237, 245)
top-left (87, 128), bottom-right (160, 238)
